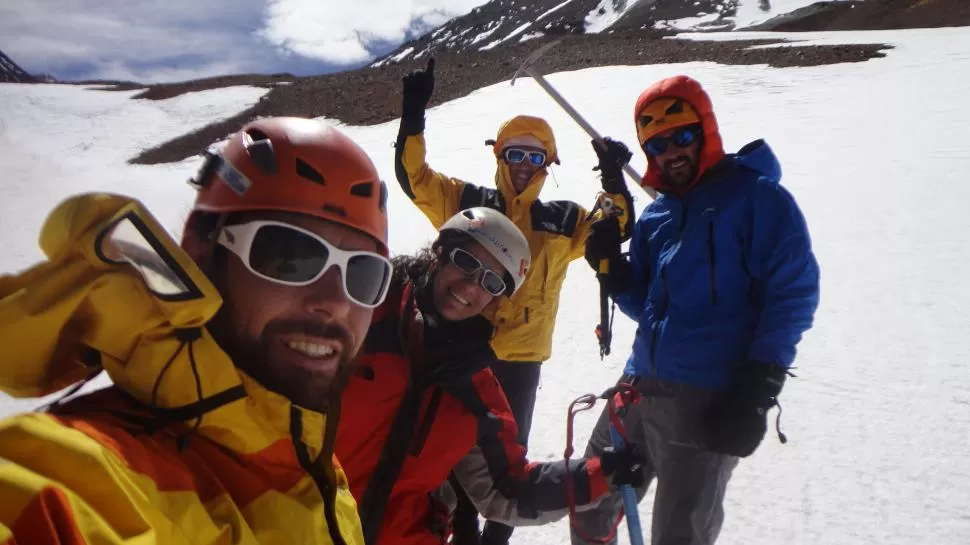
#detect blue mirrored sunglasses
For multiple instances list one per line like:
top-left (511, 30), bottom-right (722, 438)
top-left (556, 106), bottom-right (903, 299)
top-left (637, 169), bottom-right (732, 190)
top-left (643, 125), bottom-right (702, 156)
top-left (503, 148), bottom-right (547, 166)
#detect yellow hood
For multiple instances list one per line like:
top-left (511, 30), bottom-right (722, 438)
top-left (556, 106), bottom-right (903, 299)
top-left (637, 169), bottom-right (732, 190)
top-left (492, 115), bottom-right (558, 204)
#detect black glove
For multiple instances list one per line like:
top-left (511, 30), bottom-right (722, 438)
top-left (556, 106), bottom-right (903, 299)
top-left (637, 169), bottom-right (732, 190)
top-left (706, 360), bottom-right (788, 458)
top-left (600, 443), bottom-right (646, 488)
top-left (592, 137), bottom-right (633, 194)
top-left (585, 217), bottom-right (621, 271)
top-left (400, 57), bottom-right (435, 134)
top-left (585, 217), bottom-right (632, 294)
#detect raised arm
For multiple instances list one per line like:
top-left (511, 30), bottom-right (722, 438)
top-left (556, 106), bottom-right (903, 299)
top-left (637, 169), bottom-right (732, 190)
top-left (394, 57), bottom-right (469, 229)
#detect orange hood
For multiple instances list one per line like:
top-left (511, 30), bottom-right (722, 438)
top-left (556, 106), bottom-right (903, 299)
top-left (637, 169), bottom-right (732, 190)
top-left (633, 75), bottom-right (725, 194)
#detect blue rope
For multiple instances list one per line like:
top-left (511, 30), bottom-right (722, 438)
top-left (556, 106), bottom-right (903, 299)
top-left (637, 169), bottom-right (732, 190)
top-left (609, 425), bottom-right (645, 545)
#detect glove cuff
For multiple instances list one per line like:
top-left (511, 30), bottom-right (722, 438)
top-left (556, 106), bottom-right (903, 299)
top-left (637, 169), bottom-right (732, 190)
top-left (603, 254), bottom-right (632, 296)
top-left (739, 360), bottom-right (787, 401)
top-left (601, 171), bottom-right (626, 194)
top-left (399, 110), bottom-right (425, 136)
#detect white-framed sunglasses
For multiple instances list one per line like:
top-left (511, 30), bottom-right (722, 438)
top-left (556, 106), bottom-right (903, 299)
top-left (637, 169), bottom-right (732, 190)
top-left (217, 220), bottom-right (392, 308)
top-left (448, 247), bottom-right (507, 297)
top-left (503, 148), bottom-right (547, 166)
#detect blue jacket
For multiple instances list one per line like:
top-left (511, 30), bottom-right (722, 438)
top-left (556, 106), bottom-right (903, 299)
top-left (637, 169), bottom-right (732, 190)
top-left (615, 140), bottom-right (820, 389)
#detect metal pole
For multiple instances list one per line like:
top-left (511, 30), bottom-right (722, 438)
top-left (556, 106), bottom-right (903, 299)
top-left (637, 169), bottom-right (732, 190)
top-left (511, 40), bottom-right (655, 199)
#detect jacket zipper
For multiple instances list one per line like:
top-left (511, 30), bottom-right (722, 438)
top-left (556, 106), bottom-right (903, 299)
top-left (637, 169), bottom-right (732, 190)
top-left (679, 201), bottom-right (690, 234)
top-left (649, 264), bottom-right (670, 375)
top-left (739, 238), bottom-right (756, 302)
top-left (541, 253), bottom-right (549, 301)
top-left (651, 200), bottom-right (688, 374)
top-left (411, 387), bottom-right (443, 455)
top-left (707, 222), bottom-right (718, 305)
top-left (290, 406), bottom-right (348, 545)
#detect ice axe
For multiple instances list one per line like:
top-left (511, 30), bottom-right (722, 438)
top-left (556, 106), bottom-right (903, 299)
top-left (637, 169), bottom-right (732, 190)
top-left (511, 39), bottom-right (656, 200)
top-left (512, 40), bottom-right (650, 361)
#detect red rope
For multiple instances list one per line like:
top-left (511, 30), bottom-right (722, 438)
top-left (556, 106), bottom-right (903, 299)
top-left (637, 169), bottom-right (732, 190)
top-left (563, 383), bottom-right (641, 544)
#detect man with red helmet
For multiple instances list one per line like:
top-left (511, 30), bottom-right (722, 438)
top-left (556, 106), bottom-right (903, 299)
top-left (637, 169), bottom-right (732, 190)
top-left (0, 117), bottom-right (390, 544)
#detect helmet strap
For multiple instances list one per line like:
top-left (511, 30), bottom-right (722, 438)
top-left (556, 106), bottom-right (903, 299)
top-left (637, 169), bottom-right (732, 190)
top-left (198, 212), bottom-right (230, 279)
top-left (413, 267), bottom-right (443, 329)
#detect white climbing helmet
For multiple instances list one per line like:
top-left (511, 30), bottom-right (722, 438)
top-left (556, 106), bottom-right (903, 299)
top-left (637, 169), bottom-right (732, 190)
top-left (439, 207), bottom-right (531, 296)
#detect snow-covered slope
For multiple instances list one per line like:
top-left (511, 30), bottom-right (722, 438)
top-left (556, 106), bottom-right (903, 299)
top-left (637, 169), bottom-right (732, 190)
top-left (3, 26), bottom-right (970, 545)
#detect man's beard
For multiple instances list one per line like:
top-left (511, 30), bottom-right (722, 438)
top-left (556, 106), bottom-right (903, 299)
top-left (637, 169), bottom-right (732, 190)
top-left (209, 315), bottom-right (358, 414)
top-left (660, 155), bottom-right (699, 187)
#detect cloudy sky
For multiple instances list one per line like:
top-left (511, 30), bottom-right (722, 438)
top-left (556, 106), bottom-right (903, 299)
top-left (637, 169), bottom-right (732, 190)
top-left (0, 0), bottom-right (489, 83)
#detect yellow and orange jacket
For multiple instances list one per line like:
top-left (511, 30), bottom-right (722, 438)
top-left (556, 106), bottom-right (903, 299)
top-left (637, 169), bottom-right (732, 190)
top-left (394, 115), bottom-right (634, 363)
top-left (0, 194), bottom-right (363, 545)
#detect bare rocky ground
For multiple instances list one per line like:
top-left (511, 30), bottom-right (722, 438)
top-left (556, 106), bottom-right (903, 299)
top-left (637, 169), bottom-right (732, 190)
top-left (750, 0), bottom-right (970, 31)
top-left (130, 34), bottom-right (888, 165)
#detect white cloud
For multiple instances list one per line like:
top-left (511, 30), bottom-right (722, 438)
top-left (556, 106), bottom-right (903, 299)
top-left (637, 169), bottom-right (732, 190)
top-left (0, 0), bottom-right (276, 82)
top-left (260, 0), bottom-right (491, 64)
top-left (0, 0), bottom-right (491, 82)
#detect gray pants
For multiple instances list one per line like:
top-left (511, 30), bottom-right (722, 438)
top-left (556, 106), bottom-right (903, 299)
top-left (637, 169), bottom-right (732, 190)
top-left (570, 377), bottom-right (739, 545)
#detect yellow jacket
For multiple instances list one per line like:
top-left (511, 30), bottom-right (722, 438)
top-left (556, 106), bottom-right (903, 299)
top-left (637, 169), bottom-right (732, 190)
top-left (0, 194), bottom-right (363, 545)
top-left (394, 115), bottom-right (634, 363)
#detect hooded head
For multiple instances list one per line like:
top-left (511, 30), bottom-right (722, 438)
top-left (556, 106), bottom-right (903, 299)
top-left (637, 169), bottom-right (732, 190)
top-left (490, 115), bottom-right (558, 198)
top-left (633, 75), bottom-right (725, 194)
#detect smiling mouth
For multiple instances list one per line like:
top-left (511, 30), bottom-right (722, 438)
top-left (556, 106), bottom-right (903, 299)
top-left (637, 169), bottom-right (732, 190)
top-left (667, 158), bottom-right (690, 170)
top-left (448, 288), bottom-right (471, 306)
top-left (285, 340), bottom-right (337, 358)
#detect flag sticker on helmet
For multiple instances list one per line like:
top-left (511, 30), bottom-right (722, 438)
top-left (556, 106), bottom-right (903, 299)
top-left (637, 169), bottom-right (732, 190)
top-left (215, 157), bottom-right (252, 196)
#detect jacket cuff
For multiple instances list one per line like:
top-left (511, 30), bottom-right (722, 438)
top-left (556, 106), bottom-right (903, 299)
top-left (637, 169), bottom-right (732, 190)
top-left (747, 344), bottom-right (793, 368)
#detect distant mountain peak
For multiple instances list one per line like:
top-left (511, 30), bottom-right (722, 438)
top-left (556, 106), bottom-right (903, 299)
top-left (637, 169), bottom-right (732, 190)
top-left (0, 50), bottom-right (37, 83)
top-left (371, 0), bottom-right (739, 67)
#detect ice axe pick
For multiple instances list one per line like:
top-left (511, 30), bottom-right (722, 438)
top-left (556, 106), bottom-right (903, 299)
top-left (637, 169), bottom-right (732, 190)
top-left (511, 39), bottom-right (655, 199)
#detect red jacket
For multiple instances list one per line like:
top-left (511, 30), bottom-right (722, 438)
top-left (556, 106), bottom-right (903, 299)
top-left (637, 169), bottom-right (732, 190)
top-left (336, 262), bottom-right (608, 545)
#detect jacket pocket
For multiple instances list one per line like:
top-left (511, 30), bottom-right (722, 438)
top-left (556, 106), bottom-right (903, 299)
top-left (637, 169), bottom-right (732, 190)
top-left (707, 222), bottom-right (718, 305)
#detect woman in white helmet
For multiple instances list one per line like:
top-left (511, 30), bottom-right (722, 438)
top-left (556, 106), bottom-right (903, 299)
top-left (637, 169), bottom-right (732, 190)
top-left (335, 207), bottom-right (642, 545)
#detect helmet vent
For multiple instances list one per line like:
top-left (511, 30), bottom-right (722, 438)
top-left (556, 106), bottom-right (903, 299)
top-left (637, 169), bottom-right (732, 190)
top-left (249, 143), bottom-right (277, 176)
top-left (242, 128), bottom-right (277, 175)
top-left (244, 128), bottom-right (270, 143)
top-left (379, 181), bottom-right (388, 211)
top-left (350, 181), bottom-right (373, 198)
top-left (295, 158), bottom-right (325, 185)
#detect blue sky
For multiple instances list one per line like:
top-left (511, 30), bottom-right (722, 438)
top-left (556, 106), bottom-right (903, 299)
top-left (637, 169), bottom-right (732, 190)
top-left (0, 0), bottom-right (489, 83)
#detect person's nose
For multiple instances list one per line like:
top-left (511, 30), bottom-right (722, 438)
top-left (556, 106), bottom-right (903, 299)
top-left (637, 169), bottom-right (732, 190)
top-left (303, 266), bottom-right (352, 320)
